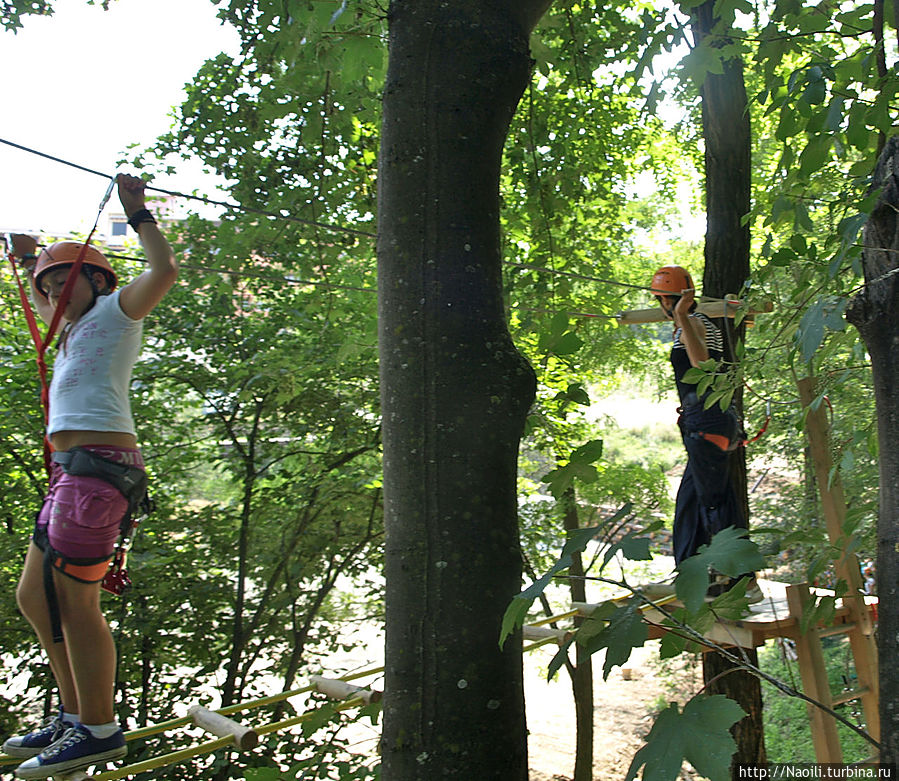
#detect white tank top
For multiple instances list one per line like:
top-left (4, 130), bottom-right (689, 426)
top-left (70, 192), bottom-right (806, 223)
top-left (47, 289), bottom-right (143, 436)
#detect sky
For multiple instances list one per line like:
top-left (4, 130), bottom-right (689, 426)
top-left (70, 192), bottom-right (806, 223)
top-left (0, 0), bottom-right (240, 235)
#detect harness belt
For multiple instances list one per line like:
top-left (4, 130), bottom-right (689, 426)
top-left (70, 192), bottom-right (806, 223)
top-left (690, 430), bottom-right (738, 452)
top-left (690, 415), bottom-right (771, 453)
top-left (41, 447), bottom-right (151, 643)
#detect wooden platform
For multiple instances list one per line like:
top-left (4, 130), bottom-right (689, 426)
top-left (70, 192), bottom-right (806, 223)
top-left (632, 578), bottom-right (878, 650)
top-left (576, 576), bottom-right (879, 763)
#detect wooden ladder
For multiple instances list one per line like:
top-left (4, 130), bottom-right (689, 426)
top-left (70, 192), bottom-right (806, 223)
top-left (792, 378), bottom-right (880, 762)
top-left (785, 582), bottom-right (878, 762)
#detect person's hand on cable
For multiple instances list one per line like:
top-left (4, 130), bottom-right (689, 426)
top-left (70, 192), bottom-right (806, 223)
top-left (673, 287), bottom-right (695, 325)
top-left (7, 233), bottom-right (39, 269)
top-left (116, 173), bottom-right (147, 218)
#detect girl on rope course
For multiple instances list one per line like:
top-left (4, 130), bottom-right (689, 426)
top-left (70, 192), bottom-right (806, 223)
top-left (652, 265), bottom-right (761, 602)
top-left (2, 174), bottom-right (177, 780)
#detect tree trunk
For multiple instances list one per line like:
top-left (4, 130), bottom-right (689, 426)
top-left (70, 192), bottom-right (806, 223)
top-left (846, 135), bottom-right (899, 764)
top-left (562, 488), bottom-right (594, 781)
top-left (691, 0), bottom-right (767, 765)
top-left (378, 2), bottom-right (548, 777)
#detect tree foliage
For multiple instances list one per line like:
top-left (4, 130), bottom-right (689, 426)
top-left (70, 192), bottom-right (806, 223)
top-left (2, 0), bottom-right (897, 775)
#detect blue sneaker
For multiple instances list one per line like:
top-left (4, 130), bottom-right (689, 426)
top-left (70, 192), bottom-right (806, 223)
top-left (2, 710), bottom-right (71, 758)
top-left (14, 724), bottom-right (126, 779)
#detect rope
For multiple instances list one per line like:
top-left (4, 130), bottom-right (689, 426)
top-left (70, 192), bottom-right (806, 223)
top-left (0, 136), bottom-right (375, 240)
top-left (0, 629), bottom-right (626, 777)
top-left (5, 177), bottom-right (117, 473)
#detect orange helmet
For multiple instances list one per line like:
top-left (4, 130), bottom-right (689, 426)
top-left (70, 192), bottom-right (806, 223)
top-left (650, 265), bottom-right (694, 296)
top-left (33, 242), bottom-right (117, 298)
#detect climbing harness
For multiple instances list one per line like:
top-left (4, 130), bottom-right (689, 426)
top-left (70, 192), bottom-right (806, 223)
top-left (680, 399), bottom-right (771, 453)
top-left (37, 447), bottom-right (152, 642)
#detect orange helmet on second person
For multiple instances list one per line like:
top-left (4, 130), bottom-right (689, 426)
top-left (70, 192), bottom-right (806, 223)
top-left (33, 242), bottom-right (118, 298)
top-left (650, 265), bottom-right (694, 297)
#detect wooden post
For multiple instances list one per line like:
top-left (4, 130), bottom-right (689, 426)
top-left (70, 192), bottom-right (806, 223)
top-left (797, 376), bottom-right (880, 742)
top-left (522, 625), bottom-right (570, 642)
top-left (787, 583), bottom-right (843, 762)
top-left (188, 705), bottom-right (259, 751)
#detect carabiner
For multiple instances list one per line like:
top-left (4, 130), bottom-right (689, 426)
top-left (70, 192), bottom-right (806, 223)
top-left (97, 175), bottom-right (117, 215)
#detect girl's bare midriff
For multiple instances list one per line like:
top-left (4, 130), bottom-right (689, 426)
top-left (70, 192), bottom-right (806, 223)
top-left (50, 430), bottom-right (138, 452)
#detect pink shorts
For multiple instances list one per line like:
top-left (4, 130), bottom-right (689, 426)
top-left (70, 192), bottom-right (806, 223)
top-left (35, 446), bottom-right (144, 560)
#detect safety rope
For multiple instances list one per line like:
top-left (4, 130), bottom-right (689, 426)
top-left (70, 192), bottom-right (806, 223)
top-left (4, 176), bottom-right (116, 472)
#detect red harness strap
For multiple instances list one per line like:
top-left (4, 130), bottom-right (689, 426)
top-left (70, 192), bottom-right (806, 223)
top-left (695, 414), bottom-right (771, 452)
top-left (7, 236), bottom-right (98, 472)
top-left (743, 414), bottom-right (771, 445)
top-left (6, 177), bottom-right (115, 473)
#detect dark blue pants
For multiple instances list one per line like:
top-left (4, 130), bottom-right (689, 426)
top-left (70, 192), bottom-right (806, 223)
top-left (673, 404), bottom-right (747, 564)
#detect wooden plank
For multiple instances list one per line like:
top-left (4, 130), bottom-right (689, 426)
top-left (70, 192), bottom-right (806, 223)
top-left (787, 583), bottom-right (843, 763)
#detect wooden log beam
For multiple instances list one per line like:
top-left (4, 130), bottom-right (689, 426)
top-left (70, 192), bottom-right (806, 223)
top-left (522, 625), bottom-right (570, 642)
top-left (310, 675), bottom-right (383, 705)
top-left (188, 705), bottom-right (259, 751)
top-left (615, 298), bottom-right (773, 324)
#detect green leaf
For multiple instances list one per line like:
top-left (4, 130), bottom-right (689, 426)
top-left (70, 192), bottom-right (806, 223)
top-left (682, 367), bottom-right (705, 384)
top-left (696, 373), bottom-right (714, 398)
top-left (801, 66), bottom-right (827, 105)
top-left (680, 38), bottom-right (726, 85)
top-left (676, 527), bottom-right (765, 613)
top-left (564, 383), bottom-right (591, 405)
top-left (570, 438), bottom-right (603, 465)
top-left (546, 634), bottom-right (577, 680)
top-left (577, 601), bottom-right (648, 679)
top-left (799, 134), bottom-right (832, 177)
top-left (301, 702), bottom-right (337, 737)
top-left (770, 247), bottom-right (797, 267)
top-left (824, 95), bottom-right (845, 132)
top-left (602, 530), bottom-right (653, 570)
top-left (776, 106), bottom-right (803, 140)
top-left (500, 523), bottom-right (607, 647)
top-left (846, 100), bottom-right (870, 149)
top-left (797, 296), bottom-right (847, 362)
top-left (552, 331), bottom-right (584, 356)
top-left (499, 597), bottom-right (533, 649)
top-left (624, 696), bottom-right (745, 781)
top-left (541, 461), bottom-right (598, 498)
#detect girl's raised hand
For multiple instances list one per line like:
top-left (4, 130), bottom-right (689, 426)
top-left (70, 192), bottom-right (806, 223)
top-left (116, 173), bottom-right (147, 217)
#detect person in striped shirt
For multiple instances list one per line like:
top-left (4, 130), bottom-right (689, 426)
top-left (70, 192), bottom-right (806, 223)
top-left (652, 265), bottom-right (759, 601)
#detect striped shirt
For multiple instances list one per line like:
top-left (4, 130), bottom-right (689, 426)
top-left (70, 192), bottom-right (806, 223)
top-left (671, 312), bottom-right (724, 406)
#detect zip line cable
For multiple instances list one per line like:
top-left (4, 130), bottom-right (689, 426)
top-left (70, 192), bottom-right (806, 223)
top-left (19, 133), bottom-right (895, 304)
top-left (0, 136), bottom-right (375, 240)
top-left (0, 135), bottom-right (661, 297)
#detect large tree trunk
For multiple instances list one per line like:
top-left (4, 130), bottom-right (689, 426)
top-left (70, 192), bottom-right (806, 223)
top-left (691, 0), bottom-right (767, 766)
top-left (846, 135), bottom-right (899, 764)
top-left (378, 2), bottom-right (548, 777)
